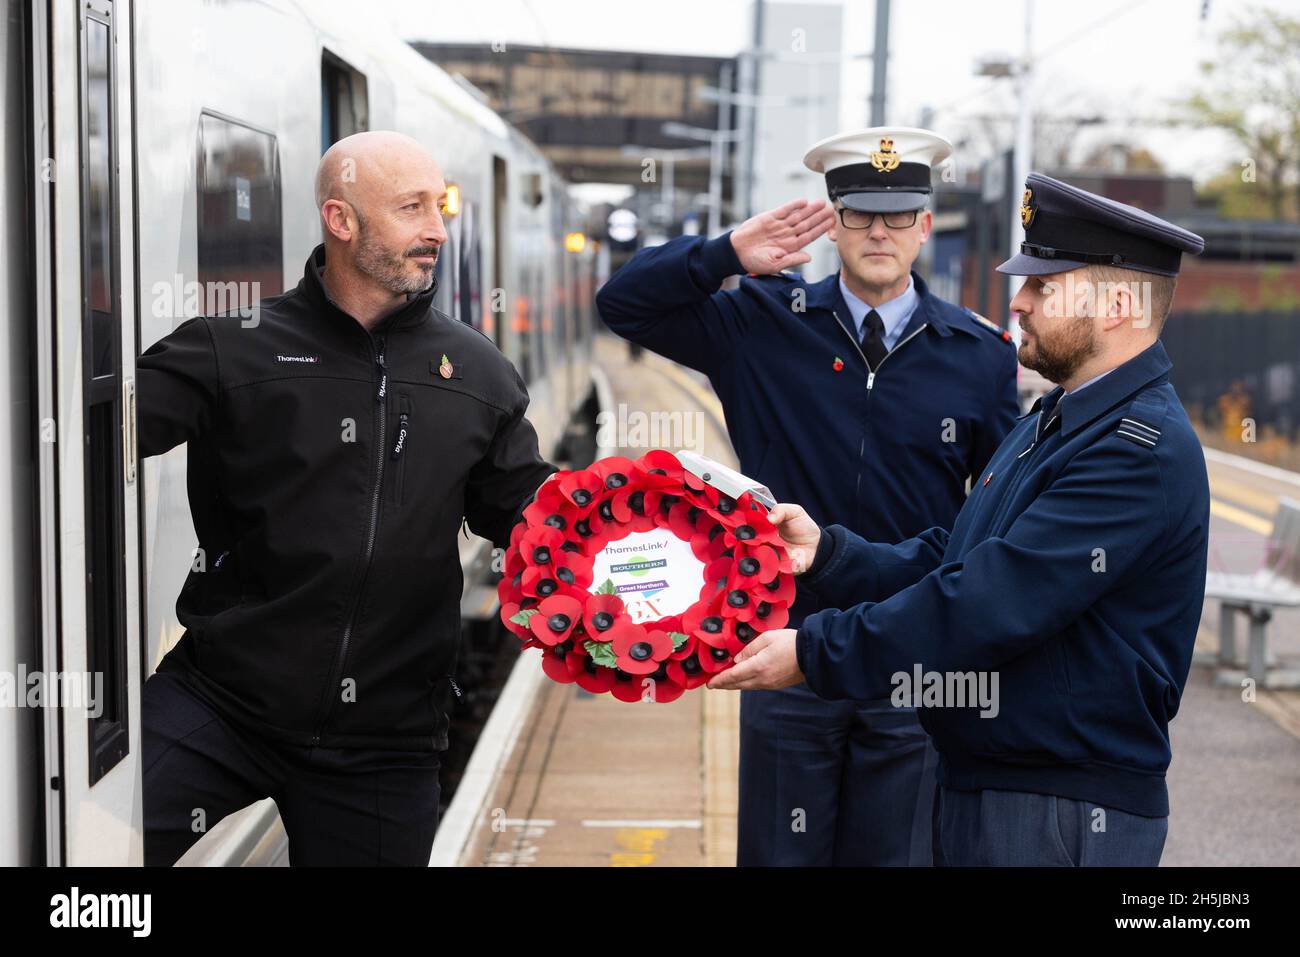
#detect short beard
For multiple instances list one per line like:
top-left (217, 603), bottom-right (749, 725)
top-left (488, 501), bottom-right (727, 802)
top-left (1018, 314), bottom-right (1098, 385)
top-left (353, 216), bottom-right (437, 295)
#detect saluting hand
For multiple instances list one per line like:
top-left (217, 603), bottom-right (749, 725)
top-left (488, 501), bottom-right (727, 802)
top-left (729, 198), bottom-right (836, 275)
top-left (767, 502), bottom-right (821, 575)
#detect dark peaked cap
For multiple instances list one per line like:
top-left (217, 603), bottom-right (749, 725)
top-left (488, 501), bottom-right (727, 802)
top-left (998, 172), bottom-right (1205, 277)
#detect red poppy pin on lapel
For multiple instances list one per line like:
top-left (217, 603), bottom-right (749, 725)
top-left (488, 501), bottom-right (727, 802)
top-left (832, 356), bottom-right (844, 372)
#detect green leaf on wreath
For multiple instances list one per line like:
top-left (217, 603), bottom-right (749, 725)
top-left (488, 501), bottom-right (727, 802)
top-left (584, 640), bottom-right (618, 668)
top-left (508, 608), bottom-right (540, 626)
top-left (595, 578), bottom-right (616, 595)
top-left (668, 631), bottom-right (690, 650)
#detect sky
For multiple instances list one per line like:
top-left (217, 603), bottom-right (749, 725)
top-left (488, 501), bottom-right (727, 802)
top-left (383, 0), bottom-right (1300, 185)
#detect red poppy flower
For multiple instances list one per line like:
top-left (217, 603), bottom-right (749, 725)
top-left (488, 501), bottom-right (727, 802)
top-left (500, 601), bottom-right (530, 640)
top-left (656, 613), bottom-right (684, 636)
top-left (520, 524), bottom-right (566, 566)
top-left (642, 672), bottom-right (686, 703)
top-left (610, 622), bottom-right (673, 675)
top-left (690, 523), bottom-right (730, 564)
top-left (723, 519), bottom-right (782, 551)
top-left (612, 486), bottom-right (660, 532)
top-left (527, 594), bottom-right (583, 646)
top-left (523, 498), bottom-right (579, 539)
top-left (543, 547), bottom-right (595, 592)
top-left (589, 456), bottom-right (638, 494)
top-left (521, 565), bottom-right (563, 600)
top-left (502, 544), bottom-right (526, 580)
top-left (633, 450), bottom-right (686, 485)
top-left (695, 642), bottom-right (734, 674)
top-left (541, 642), bottom-right (580, 684)
top-left (682, 600), bottom-right (729, 649)
top-left (499, 566), bottom-right (526, 608)
top-left (667, 500), bottom-right (702, 541)
top-left (730, 543), bottom-right (780, 585)
top-left (557, 470), bottom-right (604, 512)
top-left (667, 630), bottom-right (696, 661)
top-left (570, 653), bottom-right (616, 694)
top-left (666, 649), bottom-right (712, 689)
top-left (749, 600), bottom-right (790, 630)
top-left (584, 593), bottom-right (625, 638)
top-left (755, 572), bottom-right (796, 607)
top-left (610, 671), bottom-right (648, 703)
top-left (722, 617), bottom-right (763, 655)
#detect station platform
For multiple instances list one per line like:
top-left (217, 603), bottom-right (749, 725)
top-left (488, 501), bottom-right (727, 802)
top-left (434, 335), bottom-right (743, 866)
top-left (430, 334), bottom-right (1300, 867)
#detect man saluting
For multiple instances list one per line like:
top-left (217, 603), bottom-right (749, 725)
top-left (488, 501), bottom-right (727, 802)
top-left (598, 128), bottom-right (1019, 866)
top-left (710, 173), bottom-right (1209, 867)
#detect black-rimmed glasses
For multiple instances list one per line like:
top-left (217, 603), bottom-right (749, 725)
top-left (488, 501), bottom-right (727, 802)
top-left (837, 208), bottom-right (920, 230)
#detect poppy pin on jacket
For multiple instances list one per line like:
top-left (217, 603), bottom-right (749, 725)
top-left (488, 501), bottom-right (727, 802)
top-left (438, 353), bottom-right (453, 379)
top-left (832, 356), bottom-right (844, 372)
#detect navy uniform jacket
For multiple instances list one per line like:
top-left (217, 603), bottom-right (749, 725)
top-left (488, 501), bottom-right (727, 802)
top-left (597, 232), bottom-right (1020, 624)
top-left (795, 340), bottom-right (1210, 817)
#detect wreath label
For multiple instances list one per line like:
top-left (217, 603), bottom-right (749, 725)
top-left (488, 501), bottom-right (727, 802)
top-left (588, 526), bottom-right (706, 622)
top-left (497, 450), bottom-right (795, 703)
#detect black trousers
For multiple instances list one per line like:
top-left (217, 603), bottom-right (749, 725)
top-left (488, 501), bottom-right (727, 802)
top-left (142, 671), bottom-right (442, 867)
top-left (737, 684), bottom-right (938, 866)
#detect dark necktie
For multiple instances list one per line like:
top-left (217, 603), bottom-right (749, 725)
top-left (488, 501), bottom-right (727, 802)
top-left (859, 309), bottom-right (888, 369)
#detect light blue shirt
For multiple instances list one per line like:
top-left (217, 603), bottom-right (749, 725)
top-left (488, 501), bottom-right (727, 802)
top-left (838, 273), bottom-right (919, 351)
top-left (1065, 368), bottom-right (1115, 395)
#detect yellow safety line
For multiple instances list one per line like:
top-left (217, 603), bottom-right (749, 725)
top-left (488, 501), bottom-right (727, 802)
top-left (1208, 474), bottom-right (1279, 516)
top-left (1210, 498), bottom-right (1273, 536)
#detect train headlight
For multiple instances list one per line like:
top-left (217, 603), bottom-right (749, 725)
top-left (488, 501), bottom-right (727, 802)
top-left (564, 231), bottom-right (587, 253)
top-left (439, 183), bottom-right (462, 218)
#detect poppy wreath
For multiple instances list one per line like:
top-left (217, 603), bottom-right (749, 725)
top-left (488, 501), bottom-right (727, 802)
top-left (497, 450), bottom-right (795, 703)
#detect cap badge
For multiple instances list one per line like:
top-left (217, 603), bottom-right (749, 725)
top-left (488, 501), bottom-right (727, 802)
top-left (1020, 188), bottom-right (1035, 228)
top-left (870, 137), bottom-right (900, 173)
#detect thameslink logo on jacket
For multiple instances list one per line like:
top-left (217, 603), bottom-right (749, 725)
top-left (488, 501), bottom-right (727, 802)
top-left (275, 354), bottom-right (321, 363)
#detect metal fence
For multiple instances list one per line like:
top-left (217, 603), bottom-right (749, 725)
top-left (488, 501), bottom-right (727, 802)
top-left (1162, 310), bottom-right (1300, 445)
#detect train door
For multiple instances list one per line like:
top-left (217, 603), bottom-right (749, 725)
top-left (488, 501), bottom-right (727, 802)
top-left (32, 0), bottom-right (143, 865)
top-left (491, 154), bottom-right (508, 349)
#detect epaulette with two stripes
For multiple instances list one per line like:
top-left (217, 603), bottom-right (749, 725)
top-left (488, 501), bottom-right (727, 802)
top-left (1116, 417), bottom-right (1161, 447)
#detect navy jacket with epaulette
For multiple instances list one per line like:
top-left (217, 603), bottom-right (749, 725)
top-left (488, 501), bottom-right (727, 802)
top-left (795, 340), bottom-right (1211, 817)
top-left (597, 232), bottom-right (1020, 625)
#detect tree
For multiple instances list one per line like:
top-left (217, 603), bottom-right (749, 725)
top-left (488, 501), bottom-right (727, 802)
top-left (1181, 5), bottom-right (1300, 222)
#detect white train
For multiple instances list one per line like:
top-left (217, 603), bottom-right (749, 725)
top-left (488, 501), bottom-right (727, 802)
top-left (1, 0), bottom-right (599, 865)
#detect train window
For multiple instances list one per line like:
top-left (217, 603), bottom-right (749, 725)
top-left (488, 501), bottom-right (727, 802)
top-left (196, 113), bottom-right (283, 305)
top-left (321, 51), bottom-right (369, 150)
top-left (432, 223), bottom-right (453, 316)
top-left (81, 0), bottom-right (129, 785)
top-left (459, 201), bottom-right (484, 330)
